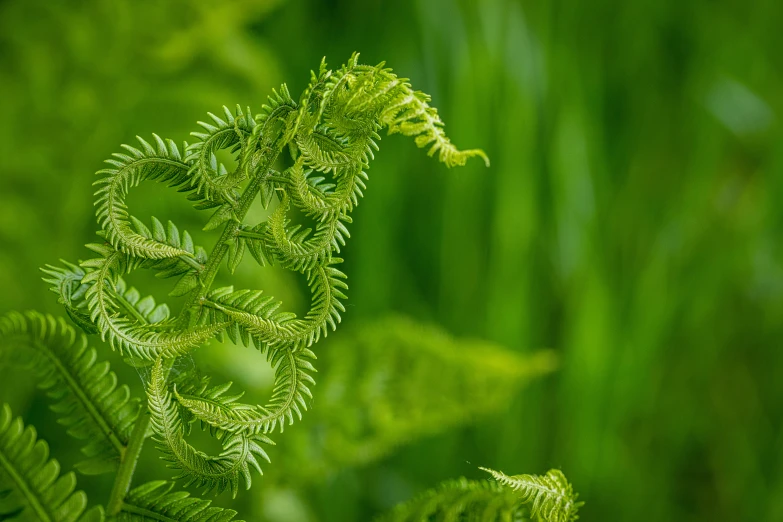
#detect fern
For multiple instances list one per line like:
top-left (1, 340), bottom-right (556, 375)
top-left (480, 468), bottom-right (583, 522)
top-left (146, 358), bottom-right (272, 498)
top-left (1, 53), bottom-right (488, 519)
top-left (174, 346), bottom-right (316, 436)
top-left (117, 481), bottom-right (243, 521)
top-left (379, 467), bottom-right (582, 522)
top-left (93, 135), bottom-right (195, 259)
top-left (264, 315), bottom-right (557, 482)
top-left (0, 311), bottom-right (141, 475)
top-left (0, 404), bottom-right (104, 522)
top-left (376, 478), bottom-right (520, 522)
top-left (185, 105), bottom-right (258, 205)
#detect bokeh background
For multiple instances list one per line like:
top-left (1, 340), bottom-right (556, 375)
top-left (1, 0), bottom-right (782, 520)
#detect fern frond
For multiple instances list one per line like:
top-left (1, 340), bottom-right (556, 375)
top-left (184, 105), bottom-right (257, 204)
top-left (0, 404), bottom-right (105, 521)
top-left (175, 347), bottom-right (315, 435)
top-left (480, 468), bottom-right (583, 522)
top-left (0, 311), bottom-right (141, 475)
top-left (111, 278), bottom-right (171, 325)
top-left (262, 194), bottom-right (350, 272)
top-left (290, 262), bottom-right (348, 347)
top-left (295, 126), bottom-right (363, 174)
top-left (173, 380), bottom-right (255, 431)
top-left (147, 358), bottom-right (272, 497)
top-left (118, 481), bottom-right (242, 522)
top-left (79, 245), bottom-right (222, 360)
top-left (380, 467), bottom-right (582, 522)
top-left (376, 478), bottom-right (519, 522)
top-left (314, 53), bottom-right (489, 169)
top-left (40, 261), bottom-right (99, 335)
top-left (217, 262), bottom-right (347, 350)
top-left (128, 216), bottom-right (207, 280)
top-left (42, 260), bottom-right (171, 334)
top-left (94, 135), bottom-right (195, 259)
top-left (271, 315), bottom-right (556, 481)
top-left (197, 286), bottom-right (293, 348)
top-left (380, 88), bottom-right (489, 168)
top-left (254, 85), bottom-right (298, 152)
top-left (285, 161), bottom-right (368, 222)
top-left (23, 54), bottom-right (487, 510)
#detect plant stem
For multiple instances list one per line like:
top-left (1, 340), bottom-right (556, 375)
top-left (177, 155), bottom-right (281, 328)
top-left (106, 410), bottom-right (150, 515)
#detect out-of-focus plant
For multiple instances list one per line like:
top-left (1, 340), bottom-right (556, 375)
top-left (0, 54), bottom-right (491, 520)
top-left (270, 316), bottom-right (558, 483)
top-left (379, 466), bottom-right (582, 522)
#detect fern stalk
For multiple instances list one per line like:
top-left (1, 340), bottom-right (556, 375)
top-left (107, 412), bottom-right (153, 516)
top-left (177, 162), bottom-right (280, 329)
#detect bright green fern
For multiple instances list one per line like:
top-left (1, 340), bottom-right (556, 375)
top-left (0, 312), bottom-right (142, 475)
top-left (379, 466), bottom-right (582, 522)
top-left (266, 315), bottom-right (558, 482)
top-left (0, 404), bottom-right (104, 522)
top-left (0, 53), bottom-right (492, 520)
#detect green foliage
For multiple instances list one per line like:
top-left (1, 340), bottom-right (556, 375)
top-left (117, 481), bottom-right (243, 522)
top-left (147, 357), bottom-right (273, 498)
top-left (480, 468), bottom-right (582, 522)
top-left (0, 404), bottom-right (104, 522)
top-left (379, 467), bottom-right (581, 522)
top-left (1, 51), bottom-right (491, 520)
top-left (377, 479), bottom-right (519, 522)
top-left (37, 52), bottom-right (484, 499)
top-left (271, 316), bottom-right (557, 481)
top-left (0, 311), bottom-right (141, 475)
top-left (3, 0), bottom-right (781, 520)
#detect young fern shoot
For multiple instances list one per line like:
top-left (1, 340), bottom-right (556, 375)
top-left (0, 53), bottom-right (488, 520)
top-left (378, 467), bottom-right (582, 522)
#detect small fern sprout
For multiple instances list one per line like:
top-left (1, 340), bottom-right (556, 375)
top-left (0, 53), bottom-right (488, 520)
top-left (379, 466), bottom-right (582, 522)
top-left (481, 467), bottom-right (584, 522)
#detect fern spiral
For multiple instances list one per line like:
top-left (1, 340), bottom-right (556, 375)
top-left (30, 53), bottom-right (487, 498)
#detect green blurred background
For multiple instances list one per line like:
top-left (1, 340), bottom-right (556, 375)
top-left (1, 0), bottom-right (782, 520)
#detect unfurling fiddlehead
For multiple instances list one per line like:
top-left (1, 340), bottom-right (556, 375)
top-left (38, 53), bottom-right (487, 498)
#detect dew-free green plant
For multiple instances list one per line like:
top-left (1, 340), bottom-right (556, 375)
top-left (0, 53), bottom-right (580, 521)
top-left (272, 316), bottom-right (559, 482)
top-left (378, 467), bottom-right (582, 522)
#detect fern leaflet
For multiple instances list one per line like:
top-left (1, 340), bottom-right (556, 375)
top-left (0, 311), bottom-right (141, 475)
top-left (0, 404), bottom-right (104, 522)
top-left (481, 467), bottom-right (583, 522)
top-left (118, 481), bottom-right (242, 522)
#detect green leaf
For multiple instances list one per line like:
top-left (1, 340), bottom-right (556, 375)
top-left (118, 481), bottom-right (242, 521)
top-left (203, 204), bottom-right (238, 232)
top-left (0, 403), bottom-right (105, 521)
top-left (94, 135), bottom-right (197, 259)
top-left (225, 237), bottom-right (245, 275)
top-left (175, 347), bottom-right (316, 436)
top-left (80, 248), bottom-right (223, 360)
top-left (480, 468), bottom-right (584, 522)
top-left (168, 273), bottom-right (201, 298)
top-left (185, 105), bottom-right (257, 204)
top-left (376, 478), bottom-right (519, 522)
top-left (0, 311), bottom-right (141, 475)
top-left (147, 358), bottom-right (273, 497)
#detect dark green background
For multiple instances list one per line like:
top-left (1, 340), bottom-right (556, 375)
top-left (1, 0), bottom-right (782, 520)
